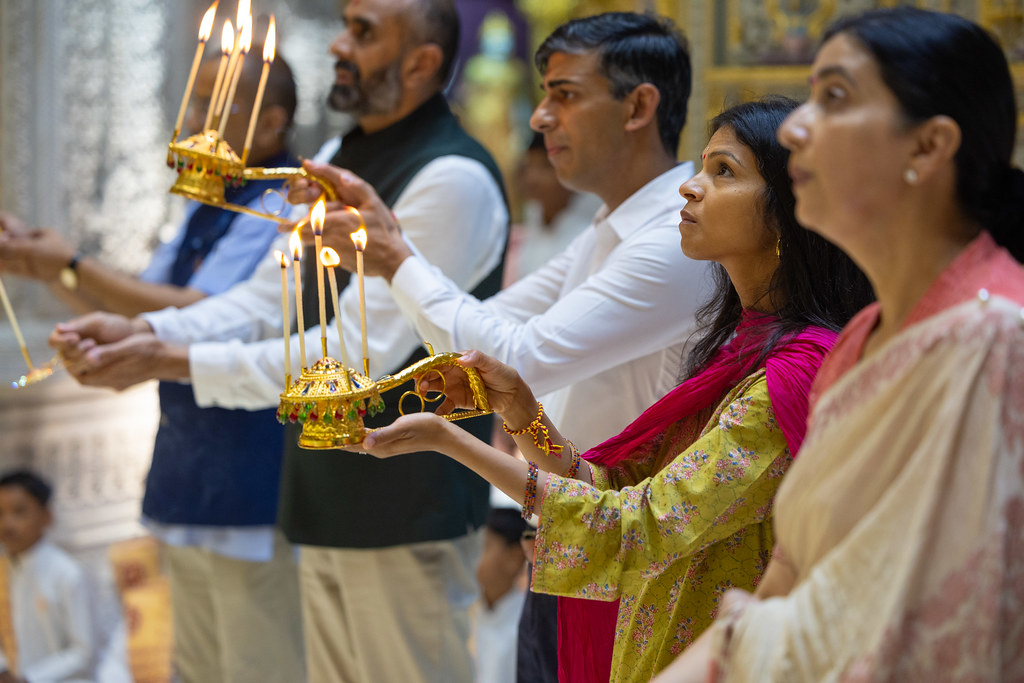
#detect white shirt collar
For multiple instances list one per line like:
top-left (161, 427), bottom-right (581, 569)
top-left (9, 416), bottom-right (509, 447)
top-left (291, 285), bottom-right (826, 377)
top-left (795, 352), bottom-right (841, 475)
top-left (597, 161), bottom-right (695, 241)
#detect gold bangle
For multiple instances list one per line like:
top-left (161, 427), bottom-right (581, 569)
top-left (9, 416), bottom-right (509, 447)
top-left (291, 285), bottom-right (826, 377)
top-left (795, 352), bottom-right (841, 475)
top-left (503, 402), bottom-right (564, 457)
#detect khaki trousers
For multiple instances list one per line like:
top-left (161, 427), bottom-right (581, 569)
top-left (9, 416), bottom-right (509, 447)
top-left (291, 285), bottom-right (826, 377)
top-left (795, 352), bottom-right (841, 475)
top-left (299, 532), bottom-right (482, 683)
top-left (164, 530), bottom-right (305, 683)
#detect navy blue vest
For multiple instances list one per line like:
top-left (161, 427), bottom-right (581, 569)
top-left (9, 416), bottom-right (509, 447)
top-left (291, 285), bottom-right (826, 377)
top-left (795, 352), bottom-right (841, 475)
top-left (143, 153), bottom-right (296, 526)
top-left (277, 94), bottom-right (508, 548)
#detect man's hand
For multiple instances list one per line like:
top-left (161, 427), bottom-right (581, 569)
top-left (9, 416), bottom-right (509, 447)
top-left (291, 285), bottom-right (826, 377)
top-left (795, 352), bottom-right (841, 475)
top-left (61, 332), bottom-right (189, 390)
top-left (0, 211), bottom-right (30, 237)
top-left (284, 161), bottom-right (413, 282)
top-left (0, 226), bottom-right (76, 282)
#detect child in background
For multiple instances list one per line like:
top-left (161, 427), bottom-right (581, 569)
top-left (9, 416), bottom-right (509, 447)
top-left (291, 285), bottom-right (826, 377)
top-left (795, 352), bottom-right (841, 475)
top-left (474, 508), bottom-right (530, 683)
top-left (0, 470), bottom-right (97, 683)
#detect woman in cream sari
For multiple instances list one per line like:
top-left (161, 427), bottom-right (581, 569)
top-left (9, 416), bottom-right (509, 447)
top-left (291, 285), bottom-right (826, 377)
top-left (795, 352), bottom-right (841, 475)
top-left (658, 7), bottom-right (1024, 681)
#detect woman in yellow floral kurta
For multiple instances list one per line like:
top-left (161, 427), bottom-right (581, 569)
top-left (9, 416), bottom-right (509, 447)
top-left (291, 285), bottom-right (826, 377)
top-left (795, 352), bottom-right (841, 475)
top-left (354, 99), bottom-right (872, 682)
top-left (535, 371), bottom-right (785, 679)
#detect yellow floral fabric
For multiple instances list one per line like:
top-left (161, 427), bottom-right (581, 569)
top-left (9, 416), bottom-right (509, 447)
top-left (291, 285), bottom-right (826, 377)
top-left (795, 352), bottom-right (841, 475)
top-left (532, 370), bottom-right (791, 682)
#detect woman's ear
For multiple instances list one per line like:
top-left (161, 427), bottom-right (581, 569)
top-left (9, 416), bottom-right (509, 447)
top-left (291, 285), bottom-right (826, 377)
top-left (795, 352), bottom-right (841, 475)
top-left (906, 115), bottom-right (961, 185)
top-left (623, 83), bottom-right (661, 134)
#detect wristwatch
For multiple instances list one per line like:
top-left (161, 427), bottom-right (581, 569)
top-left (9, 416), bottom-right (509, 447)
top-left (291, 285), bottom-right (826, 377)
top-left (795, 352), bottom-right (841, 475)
top-left (59, 253), bottom-right (81, 291)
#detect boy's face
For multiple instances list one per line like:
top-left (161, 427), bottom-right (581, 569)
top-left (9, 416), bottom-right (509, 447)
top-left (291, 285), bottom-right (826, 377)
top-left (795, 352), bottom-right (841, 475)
top-left (0, 486), bottom-right (50, 557)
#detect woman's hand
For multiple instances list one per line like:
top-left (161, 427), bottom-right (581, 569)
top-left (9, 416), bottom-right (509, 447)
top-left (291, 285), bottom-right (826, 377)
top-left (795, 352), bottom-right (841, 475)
top-left (419, 349), bottom-right (536, 423)
top-left (347, 412), bottom-right (453, 458)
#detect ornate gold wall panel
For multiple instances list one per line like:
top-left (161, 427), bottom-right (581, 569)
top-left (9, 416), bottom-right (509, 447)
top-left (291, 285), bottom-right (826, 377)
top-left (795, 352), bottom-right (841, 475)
top-left (693, 0), bottom-right (1024, 164)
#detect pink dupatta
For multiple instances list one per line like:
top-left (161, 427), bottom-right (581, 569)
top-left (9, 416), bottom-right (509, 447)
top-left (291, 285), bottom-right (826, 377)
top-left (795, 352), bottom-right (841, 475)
top-left (556, 312), bottom-right (838, 683)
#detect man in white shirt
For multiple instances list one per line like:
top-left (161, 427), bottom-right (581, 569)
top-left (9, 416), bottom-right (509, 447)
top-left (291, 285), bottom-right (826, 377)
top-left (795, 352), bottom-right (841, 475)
top-left (296, 11), bottom-right (706, 454)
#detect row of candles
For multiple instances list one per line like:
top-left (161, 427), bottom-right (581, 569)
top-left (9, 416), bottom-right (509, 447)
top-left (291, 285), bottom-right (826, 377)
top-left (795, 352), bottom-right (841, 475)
top-left (275, 199), bottom-right (370, 387)
top-left (173, 0), bottom-right (276, 165)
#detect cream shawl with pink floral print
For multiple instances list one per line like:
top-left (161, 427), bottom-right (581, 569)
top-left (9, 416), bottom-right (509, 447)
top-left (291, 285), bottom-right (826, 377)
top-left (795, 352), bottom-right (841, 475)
top-left (721, 233), bottom-right (1024, 681)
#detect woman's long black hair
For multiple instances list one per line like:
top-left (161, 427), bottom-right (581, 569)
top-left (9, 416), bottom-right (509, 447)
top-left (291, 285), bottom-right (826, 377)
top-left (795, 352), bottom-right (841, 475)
top-left (684, 97), bottom-right (875, 377)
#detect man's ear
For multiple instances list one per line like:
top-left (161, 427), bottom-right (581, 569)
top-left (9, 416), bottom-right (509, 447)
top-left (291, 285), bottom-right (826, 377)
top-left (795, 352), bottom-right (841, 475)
top-left (623, 82), bottom-right (661, 133)
top-left (906, 114), bottom-right (961, 185)
top-left (254, 104), bottom-right (289, 148)
top-left (403, 43), bottom-right (444, 89)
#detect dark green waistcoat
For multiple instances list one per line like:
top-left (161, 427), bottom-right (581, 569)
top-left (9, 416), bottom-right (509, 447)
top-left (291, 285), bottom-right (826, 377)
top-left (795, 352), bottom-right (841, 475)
top-left (278, 94), bottom-right (507, 548)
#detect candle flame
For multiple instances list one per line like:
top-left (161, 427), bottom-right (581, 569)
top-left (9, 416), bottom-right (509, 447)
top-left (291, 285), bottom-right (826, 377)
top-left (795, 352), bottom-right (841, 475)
top-left (320, 247), bottom-right (340, 268)
top-left (351, 228), bottom-right (367, 251)
top-left (221, 20), bottom-right (234, 54)
top-left (240, 16), bottom-right (252, 53)
top-left (199, 2), bottom-right (218, 41)
top-left (289, 229), bottom-right (303, 260)
top-left (311, 199), bottom-right (326, 236)
top-left (264, 16), bottom-right (276, 62)
top-left (236, 0), bottom-right (250, 27)
top-left (274, 249), bottom-right (289, 268)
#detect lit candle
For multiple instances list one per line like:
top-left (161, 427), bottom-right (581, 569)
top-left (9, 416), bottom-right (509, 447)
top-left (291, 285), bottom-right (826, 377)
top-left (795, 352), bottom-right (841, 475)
top-left (217, 16), bottom-right (252, 140)
top-left (320, 247), bottom-right (352, 383)
top-left (274, 249), bottom-right (292, 387)
top-left (0, 276), bottom-right (33, 371)
top-left (290, 229), bottom-right (308, 371)
top-left (310, 199), bottom-right (328, 358)
top-left (211, 0), bottom-right (249, 131)
top-left (173, 2), bottom-right (217, 143)
top-left (350, 224), bottom-right (369, 377)
top-left (241, 15), bottom-right (275, 166)
top-left (203, 20), bottom-right (233, 132)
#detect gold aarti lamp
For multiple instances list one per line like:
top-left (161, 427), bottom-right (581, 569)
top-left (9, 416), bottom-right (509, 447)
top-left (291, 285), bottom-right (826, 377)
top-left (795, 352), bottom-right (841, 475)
top-left (167, 5), bottom-right (336, 221)
top-left (169, 2), bottom-right (492, 448)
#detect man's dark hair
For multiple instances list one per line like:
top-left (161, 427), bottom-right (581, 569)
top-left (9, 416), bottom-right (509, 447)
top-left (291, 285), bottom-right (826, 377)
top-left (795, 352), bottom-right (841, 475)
top-left (486, 507), bottom-right (530, 547)
top-left (535, 12), bottom-right (691, 156)
top-left (0, 469), bottom-right (53, 507)
top-left (238, 46), bottom-right (298, 127)
top-left (406, 0), bottom-right (460, 87)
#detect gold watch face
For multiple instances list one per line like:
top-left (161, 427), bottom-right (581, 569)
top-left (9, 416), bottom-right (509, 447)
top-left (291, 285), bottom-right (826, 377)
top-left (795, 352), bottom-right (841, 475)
top-left (59, 266), bottom-right (78, 290)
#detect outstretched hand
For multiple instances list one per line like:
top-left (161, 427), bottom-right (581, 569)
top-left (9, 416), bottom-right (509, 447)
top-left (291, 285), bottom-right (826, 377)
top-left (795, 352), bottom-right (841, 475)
top-left (283, 161), bottom-right (412, 281)
top-left (0, 225), bottom-right (75, 282)
top-left (345, 412), bottom-right (452, 458)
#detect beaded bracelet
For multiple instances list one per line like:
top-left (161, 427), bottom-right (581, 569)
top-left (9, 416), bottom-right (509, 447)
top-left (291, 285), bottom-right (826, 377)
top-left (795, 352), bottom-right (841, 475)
top-left (564, 439), bottom-right (582, 479)
top-left (522, 461), bottom-right (539, 520)
top-left (503, 402), bottom-right (564, 457)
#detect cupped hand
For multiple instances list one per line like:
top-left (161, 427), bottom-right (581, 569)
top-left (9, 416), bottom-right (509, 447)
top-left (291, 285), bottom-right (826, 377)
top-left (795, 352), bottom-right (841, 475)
top-left (65, 332), bottom-right (180, 390)
top-left (344, 412), bottom-right (452, 458)
top-left (49, 312), bottom-right (147, 367)
top-left (418, 349), bottom-right (533, 419)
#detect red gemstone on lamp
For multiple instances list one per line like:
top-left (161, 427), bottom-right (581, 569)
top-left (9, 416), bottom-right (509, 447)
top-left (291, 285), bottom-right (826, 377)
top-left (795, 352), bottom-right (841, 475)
top-left (288, 412), bottom-right (298, 423)
top-left (309, 411), bottom-right (319, 422)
